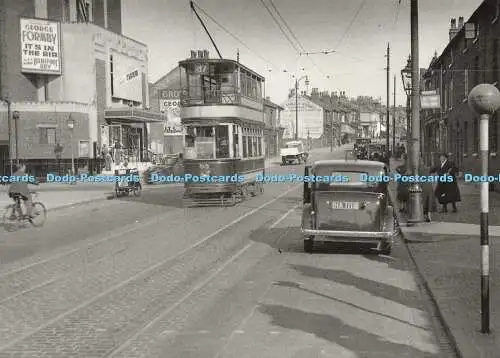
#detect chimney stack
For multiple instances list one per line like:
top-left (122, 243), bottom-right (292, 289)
top-left (449, 18), bottom-right (459, 41)
top-left (203, 49), bottom-right (209, 58)
top-left (330, 91), bottom-right (335, 98)
top-left (197, 50), bottom-right (204, 58)
top-left (458, 16), bottom-right (464, 28)
top-left (190, 50), bottom-right (196, 58)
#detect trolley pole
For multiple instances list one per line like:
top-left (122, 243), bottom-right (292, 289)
top-left (468, 83), bottom-right (500, 334)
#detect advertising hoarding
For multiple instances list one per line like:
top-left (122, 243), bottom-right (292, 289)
top-left (20, 18), bottom-right (62, 75)
top-left (281, 98), bottom-right (323, 139)
top-left (112, 52), bottom-right (143, 102)
top-left (159, 88), bottom-right (184, 136)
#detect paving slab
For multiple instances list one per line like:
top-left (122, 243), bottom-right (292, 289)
top-left (389, 158), bottom-right (500, 358)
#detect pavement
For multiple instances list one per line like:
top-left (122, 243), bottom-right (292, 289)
top-left (389, 158), bottom-right (500, 358)
top-left (0, 145), bottom-right (453, 357)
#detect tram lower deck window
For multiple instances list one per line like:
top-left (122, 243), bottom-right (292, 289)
top-left (215, 126), bottom-right (229, 158)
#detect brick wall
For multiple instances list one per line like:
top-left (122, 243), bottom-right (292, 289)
top-left (15, 111), bottom-right (89, 160)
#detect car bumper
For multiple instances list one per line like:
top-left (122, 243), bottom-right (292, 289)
top-left (300, 229), bottom-right (393, 240)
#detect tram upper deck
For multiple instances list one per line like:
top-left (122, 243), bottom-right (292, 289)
top-left (178, 54), bottom-right (265, 122)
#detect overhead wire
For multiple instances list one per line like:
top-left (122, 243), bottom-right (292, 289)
top-left (258, 0), bottom-right (301, 53)
top-left (191, 1), bottom-right (280, 70)
top-left (333, 0), bottom-right (367, 51)
top-left (264, 0), bottom-right (326, 77)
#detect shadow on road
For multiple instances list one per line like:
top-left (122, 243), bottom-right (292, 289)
top-left (113, 186), bottom-right (185, 208)
top-left (288, 264), bottom-right (423, 310)
top-left (257, 304), bottom-right (439, 357)
top-left (249, 225), bottom-right (385, 255)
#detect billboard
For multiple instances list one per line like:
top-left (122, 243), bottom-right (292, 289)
top-left (281, 98), bottom-right (323, 139)
top-left (159, 88), bottom-right (184, 136)
top-left (112, 52), bottom-right (143, 102)
top-left (20, 18), bottom-right (62, 75)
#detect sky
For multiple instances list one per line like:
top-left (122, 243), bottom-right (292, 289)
top-left (121, 0), bottom-right (483, 107)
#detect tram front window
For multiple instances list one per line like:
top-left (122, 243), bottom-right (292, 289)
top-left (184, 125), bottom-right (230, 159)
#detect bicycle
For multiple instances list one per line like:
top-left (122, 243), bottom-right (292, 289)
top-left (2, 191), bottom-right (47, 229)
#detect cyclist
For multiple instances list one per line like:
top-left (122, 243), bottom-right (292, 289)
top-left (8, 163), bottom-right (36, 219)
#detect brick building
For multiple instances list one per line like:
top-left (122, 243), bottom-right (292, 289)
top-left (421, 0), bottom-right (500, 190)
top-left (263, 97), bottom-right (284, 157)
top-left (0, 0), bottom-right (162, 177)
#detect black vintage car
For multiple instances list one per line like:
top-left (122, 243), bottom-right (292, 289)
top-left (300, 159), bottom-right (396, 254)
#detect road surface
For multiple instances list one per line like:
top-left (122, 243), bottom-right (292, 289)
top-left (0, 148), bottom-right (454, 357)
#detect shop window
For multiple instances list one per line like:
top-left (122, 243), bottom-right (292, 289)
top-left (39, 127), bottom-right (56, 145)
top-left (215, 126), bottom-right (229, 158)
top-left (242, 135), bottom-right (248, 157)
top-left (188, 75), bottom-right (202, 100)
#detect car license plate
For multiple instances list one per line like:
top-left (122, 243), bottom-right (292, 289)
top-left (331, 201), bottom-right (359, 210)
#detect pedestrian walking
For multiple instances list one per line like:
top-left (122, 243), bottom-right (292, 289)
top-left (396, 154), bottom-right (409, 213)
top-left (419, 157), bottom-right (437, 222)
top-left (430, 153), bottom-right (461, 213)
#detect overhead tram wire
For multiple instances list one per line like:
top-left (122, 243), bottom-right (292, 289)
top-left (190, 1), bottom-right (280, 71)
top-left (258, 0), bottom-right (301, 53)
top-left (260, 0), bottom-right (326, 78)
top-left (333, 0), bottom-right (367, 51)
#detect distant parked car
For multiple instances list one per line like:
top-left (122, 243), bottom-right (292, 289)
top-left (143, 154), bottom-right (184, 184)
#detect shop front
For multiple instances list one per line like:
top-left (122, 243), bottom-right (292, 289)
top-left (104, 108), bottom-right (163, 162)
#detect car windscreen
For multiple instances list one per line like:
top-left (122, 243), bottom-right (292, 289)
top-left (286, 144), bottom-right (300, 148)
top-left (313, 169), bottom-right (373, 189)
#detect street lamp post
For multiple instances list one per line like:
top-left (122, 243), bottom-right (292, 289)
top-left (295, 75), bottom-right (309, 140)
top-left (468, 83), bottom-right (500, 334)
top-left (13, 111), bottom-right (20, 165)
top-left (67, 116), bottom-right (75, 178)
top-left (401, 55), bottom-right (412, 154)
top-left (0, 98), bottom-right (13, 174)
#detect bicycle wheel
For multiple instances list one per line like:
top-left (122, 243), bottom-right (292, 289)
top-left (29, 202), bottom-right (47, 227)
top-left (2, 204), bottom-right (19, 231)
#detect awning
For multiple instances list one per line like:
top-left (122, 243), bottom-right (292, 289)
top-left (105, 107), bottom-right (164, 124)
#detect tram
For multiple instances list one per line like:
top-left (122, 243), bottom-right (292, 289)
top-left (179, 51), bottom-right (266, 206)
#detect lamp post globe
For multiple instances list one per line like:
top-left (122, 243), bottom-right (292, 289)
top-left (468, 84), bottom-right (500, 115)
top-left (467, 83), bottom-right (500, 334)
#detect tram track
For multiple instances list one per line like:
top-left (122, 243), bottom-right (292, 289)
top-left (0, 184), bottom-right (300, 354)
top-left (0, 204), bottom-right (226, 302)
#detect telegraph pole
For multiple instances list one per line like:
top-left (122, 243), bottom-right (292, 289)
top-left (408, 0), bottom-right (424, 224)
top-left (386, 43), bottom-right (390, 163)
top-left (393, 74), bottom-right (396, 155)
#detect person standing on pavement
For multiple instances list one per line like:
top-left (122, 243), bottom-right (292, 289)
top-left (419, 157), bottom-right (437, 222)
top-left (396, 154), bottom-right (409, 213)
top-left (430, 153), bottom-right (461, 213)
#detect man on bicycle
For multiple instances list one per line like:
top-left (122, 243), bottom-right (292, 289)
top-left (8, 163), bottom-right (36, 219)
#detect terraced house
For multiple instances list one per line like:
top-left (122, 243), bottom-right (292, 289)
top-left (421, 0), bottom-right (500, 191)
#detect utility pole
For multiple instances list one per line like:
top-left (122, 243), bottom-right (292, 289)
top-left (393, 74), bottom-right (396, 155)
top-left (408, 0), bottom-right (424, 224)
top-left (386, 43), bottom-right (390, 163)
top-left (295, 79), bottom-right (299, 140)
